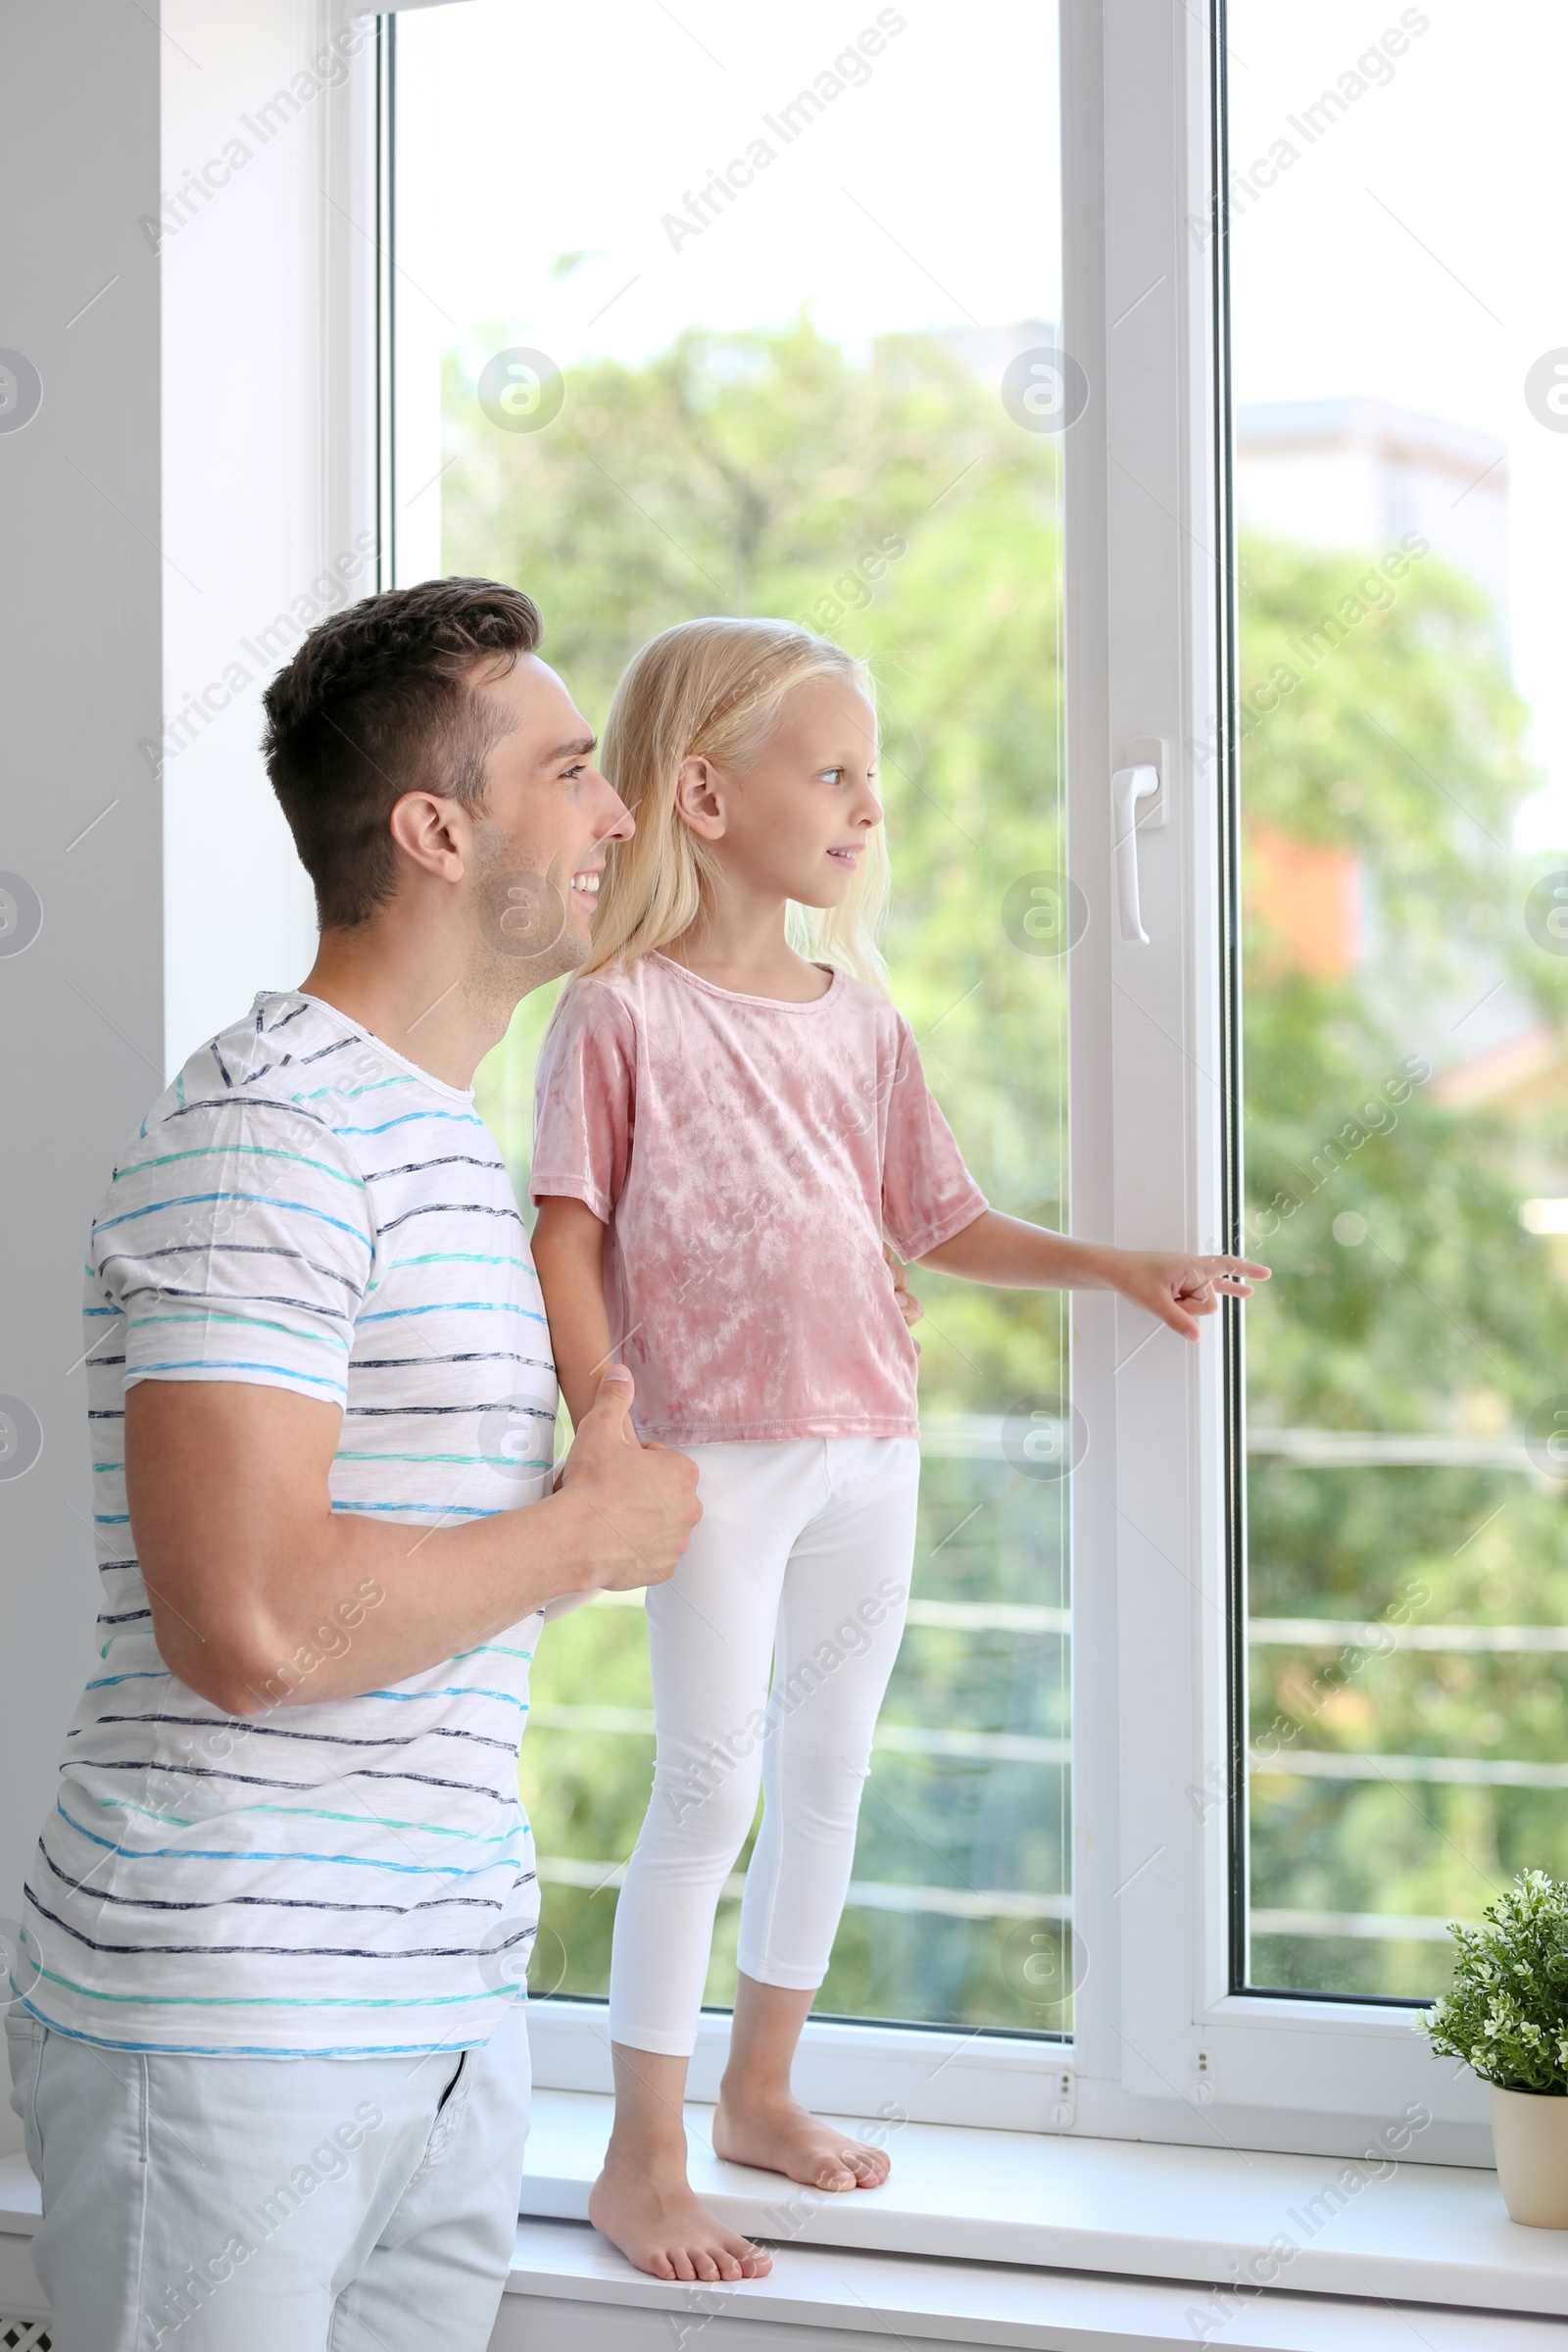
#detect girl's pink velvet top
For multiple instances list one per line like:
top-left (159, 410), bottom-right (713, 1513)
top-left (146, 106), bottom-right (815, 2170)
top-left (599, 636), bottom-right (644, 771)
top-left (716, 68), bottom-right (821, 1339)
top-left (531, 953), bottom-right (987, 1445)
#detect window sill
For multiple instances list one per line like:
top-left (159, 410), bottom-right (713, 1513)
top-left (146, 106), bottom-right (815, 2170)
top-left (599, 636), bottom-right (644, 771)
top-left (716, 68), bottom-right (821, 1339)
top-left (514, 2090), bottom-right (1568, 2321)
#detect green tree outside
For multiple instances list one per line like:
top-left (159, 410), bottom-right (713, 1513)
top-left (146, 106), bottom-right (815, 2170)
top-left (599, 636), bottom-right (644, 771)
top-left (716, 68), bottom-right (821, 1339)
top-left (1237, 533), bottom-right (1568, 1996)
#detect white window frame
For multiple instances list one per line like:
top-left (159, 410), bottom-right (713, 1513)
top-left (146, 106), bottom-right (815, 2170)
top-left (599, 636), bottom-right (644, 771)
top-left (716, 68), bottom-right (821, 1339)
top-left (372, 0), bottom-right (1493, 2165)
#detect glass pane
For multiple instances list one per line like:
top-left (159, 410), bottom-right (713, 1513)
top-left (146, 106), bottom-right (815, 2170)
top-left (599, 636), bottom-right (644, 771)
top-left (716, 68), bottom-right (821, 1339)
top-left (1229, 0), bottom-right (1568, 1996)
top-left (393, 0), bottom-right (1071, 2033)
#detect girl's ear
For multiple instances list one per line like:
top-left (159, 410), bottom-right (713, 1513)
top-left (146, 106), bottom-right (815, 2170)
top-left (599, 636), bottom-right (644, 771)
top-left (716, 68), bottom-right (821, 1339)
top-left (673, 754), bottom-right (727, 841)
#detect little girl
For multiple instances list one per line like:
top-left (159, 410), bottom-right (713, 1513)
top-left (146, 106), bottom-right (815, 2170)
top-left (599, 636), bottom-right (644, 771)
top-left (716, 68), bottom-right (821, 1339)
top-left (529, 617), bottom-right (1265, 2285)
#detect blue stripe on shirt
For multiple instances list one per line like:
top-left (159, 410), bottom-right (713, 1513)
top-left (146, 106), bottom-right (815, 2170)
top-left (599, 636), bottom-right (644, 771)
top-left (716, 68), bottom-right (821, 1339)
top-left (334, 1111), bottom-right (485, 1136)
top-left (96, 1191), bottom-right (373, 1250)
top-left (113, 1145), bottom-right (367, 1194)
top-left (56, 1799), bottom-right (523, 1873)
top-left (357, 1300), bottom-right (546, 1325)
top-left (123, 1358), bottom-right (347, 1391)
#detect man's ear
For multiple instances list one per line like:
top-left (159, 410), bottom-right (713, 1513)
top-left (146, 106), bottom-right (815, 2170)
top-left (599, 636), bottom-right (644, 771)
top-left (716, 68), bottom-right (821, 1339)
top-left (387, 791), bottom-right (467, 883)
top-left (673, 756), bottom-right (726, 842)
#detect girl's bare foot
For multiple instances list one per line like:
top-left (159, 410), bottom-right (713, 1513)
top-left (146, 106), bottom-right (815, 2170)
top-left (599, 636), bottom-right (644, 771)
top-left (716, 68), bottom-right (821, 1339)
top-left (712, 2084), bottom-right (891, 2191)
top-left (589, 2150), bottom-right (773, 2283)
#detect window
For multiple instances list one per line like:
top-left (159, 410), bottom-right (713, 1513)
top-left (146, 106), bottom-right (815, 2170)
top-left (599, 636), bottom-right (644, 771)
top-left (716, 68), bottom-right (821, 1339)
top-left (1229, 0), bottom-right (1568, 2008)
top-left (381, 0), bottom-right (1502, 2159)
top-left (390, 0), bottom-right (1077, 2060)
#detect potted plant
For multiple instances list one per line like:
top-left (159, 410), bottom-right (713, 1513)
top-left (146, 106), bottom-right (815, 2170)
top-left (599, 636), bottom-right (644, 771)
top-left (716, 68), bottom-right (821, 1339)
top-left (1420, 1870), bottom-right (1568, 2228)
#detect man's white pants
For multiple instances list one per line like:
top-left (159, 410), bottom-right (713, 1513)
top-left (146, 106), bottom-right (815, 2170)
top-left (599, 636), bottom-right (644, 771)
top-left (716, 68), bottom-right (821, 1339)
top-left (608, 1436), bottom-right (920, 2056)
top-left (6, 2000), bottom-right (530, 2351)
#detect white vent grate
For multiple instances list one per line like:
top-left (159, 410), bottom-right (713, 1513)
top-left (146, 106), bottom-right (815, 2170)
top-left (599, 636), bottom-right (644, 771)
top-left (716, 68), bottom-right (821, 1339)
top-left (0, 2320), bottom-right (51, 2349)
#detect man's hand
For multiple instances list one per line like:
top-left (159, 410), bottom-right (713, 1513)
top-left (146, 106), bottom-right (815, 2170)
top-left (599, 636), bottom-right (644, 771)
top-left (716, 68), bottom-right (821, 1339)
top-left (556, 1366), bottom-right (702, 1591)
top-left (125, 1372), bottom-right (700, 1716)
top-left (1104, 1250), bottom-right (1270, 1342)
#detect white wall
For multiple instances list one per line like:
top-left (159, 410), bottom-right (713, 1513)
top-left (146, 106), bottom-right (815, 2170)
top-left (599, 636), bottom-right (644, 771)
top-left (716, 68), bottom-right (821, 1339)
top-left (0, 6), bottom-right (167, 2123)
top-left (0, 1), bottom-right (376, 2145)
top-left (157, 0), bottom-right (377, 1068)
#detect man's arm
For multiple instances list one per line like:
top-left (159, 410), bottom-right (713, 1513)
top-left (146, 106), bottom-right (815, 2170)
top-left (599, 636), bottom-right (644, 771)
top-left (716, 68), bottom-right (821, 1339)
top-left (126, 1364), bottom-right (698, 1716)
top-left (916, 1209), bottom-right (1269, 1341)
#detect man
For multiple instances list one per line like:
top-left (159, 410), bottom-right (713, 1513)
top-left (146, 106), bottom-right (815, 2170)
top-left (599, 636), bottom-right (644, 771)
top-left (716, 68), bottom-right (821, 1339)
top-left (5, 579), bottom-right (702, 2349)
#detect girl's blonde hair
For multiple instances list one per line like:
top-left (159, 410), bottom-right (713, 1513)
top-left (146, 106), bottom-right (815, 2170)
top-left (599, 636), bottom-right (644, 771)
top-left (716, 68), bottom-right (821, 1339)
top-left (580, 616), bottom-right (890, 988)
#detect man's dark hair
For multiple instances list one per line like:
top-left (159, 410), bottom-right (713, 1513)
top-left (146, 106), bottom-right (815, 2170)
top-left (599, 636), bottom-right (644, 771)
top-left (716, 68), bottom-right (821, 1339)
top-left (261, 577), bottom-right (542, 929)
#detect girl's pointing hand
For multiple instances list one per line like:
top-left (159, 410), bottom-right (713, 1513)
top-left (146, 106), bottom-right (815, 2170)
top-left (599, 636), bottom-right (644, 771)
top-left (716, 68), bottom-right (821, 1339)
top-left (1110, 1250), bottom-right (1271, 1342)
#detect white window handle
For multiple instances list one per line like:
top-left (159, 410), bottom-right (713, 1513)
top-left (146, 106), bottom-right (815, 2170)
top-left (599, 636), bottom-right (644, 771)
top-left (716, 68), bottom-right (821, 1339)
top-left (1112, 763), bottom-right (1159, 944)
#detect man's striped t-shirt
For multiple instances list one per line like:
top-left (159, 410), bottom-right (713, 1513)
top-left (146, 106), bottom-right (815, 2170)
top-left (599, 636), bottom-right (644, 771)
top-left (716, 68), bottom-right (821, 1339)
top-left (18, 990), bottom-right (559, 2057)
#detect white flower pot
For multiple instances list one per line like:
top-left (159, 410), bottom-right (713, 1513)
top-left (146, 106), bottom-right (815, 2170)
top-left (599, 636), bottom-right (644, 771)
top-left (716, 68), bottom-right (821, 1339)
top-left (1491, 2083), bottom-right (1568, 2228)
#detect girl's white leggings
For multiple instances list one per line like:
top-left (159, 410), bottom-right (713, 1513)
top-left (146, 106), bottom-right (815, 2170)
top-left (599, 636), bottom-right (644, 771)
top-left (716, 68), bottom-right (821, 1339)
top-left (607, 1435), bottom-right (920, 2057)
